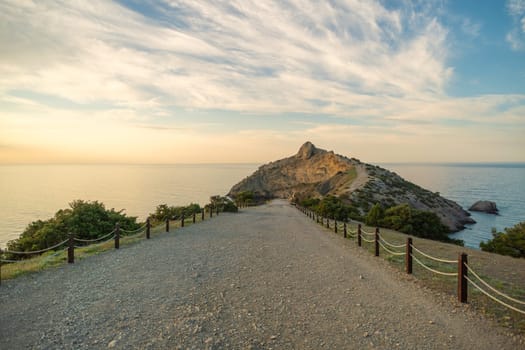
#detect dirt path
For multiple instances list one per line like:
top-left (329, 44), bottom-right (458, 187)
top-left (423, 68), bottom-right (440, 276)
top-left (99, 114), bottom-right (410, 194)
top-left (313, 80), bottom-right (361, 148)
top-left (0, 200), bottom-right (520, 349)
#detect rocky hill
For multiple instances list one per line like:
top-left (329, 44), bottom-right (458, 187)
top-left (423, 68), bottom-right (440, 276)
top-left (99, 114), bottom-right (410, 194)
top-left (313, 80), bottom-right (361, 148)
top-left (228, 142), bottom-right (474, 231)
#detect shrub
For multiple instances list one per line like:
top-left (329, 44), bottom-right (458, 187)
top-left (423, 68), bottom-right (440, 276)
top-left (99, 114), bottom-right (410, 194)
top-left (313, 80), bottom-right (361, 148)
top-left (480, 222), bottom-right (525, 258)
top-left (6, 200), bottom-right (140, 259)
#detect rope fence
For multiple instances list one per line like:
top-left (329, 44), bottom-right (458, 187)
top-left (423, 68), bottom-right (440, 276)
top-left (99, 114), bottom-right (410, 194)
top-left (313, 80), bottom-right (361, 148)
top-left (0, 207), bottom-right (222, 285)
top-left (295, 205), bottom-right (525, 318)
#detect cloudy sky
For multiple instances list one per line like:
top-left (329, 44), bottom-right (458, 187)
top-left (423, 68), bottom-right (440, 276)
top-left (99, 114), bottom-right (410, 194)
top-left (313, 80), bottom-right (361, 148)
top-left (1, 0), bottom-right (524, 164)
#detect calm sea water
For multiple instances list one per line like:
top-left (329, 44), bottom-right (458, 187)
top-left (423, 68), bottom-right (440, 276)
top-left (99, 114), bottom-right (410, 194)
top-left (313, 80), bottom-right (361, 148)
top-left (382, 163), bottom-right (525, 248)
top-left (0, 164), bottom-right (258, 247)
top-left (1, 163), bottom-right (524, 249)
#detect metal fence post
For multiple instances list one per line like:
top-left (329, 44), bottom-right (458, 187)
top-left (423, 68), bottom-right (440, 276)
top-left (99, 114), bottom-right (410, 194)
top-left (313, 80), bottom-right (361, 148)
top-left (193, 212), bottom-right (196, 224)
top-left (166, 218), bottom-right (170, 232)
top-left (68, 233), bottom-right (75, 263)
top-left (202, 209), bottom-right (205, 221)
top-left (406, 238), bottom-right (412, 274)
top-left (115, 223), bottom-right (120, 249)
top-left (374, 227), bottom-right (379, 257)
top-left (181, 214), bottom-right (185, 228)
top-left (343, 222), bottom-right (347, 238)
top-left (326, 218), bottom-right (330, 229)
top-left (334, 220), bottom-right (338, 234)
top-left (458, 253), bottom-right (468, 303)
top-left (357, 224), bottom-right (362, 247)
top-left (146, 218), bottom-right (150, 239)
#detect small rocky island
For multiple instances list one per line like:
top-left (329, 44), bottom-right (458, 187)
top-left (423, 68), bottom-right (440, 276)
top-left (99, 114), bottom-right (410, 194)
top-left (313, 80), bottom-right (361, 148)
top-left (229, 142), bottom-right (475, 232)
top-left (469, 201), bottom-right (499, 215)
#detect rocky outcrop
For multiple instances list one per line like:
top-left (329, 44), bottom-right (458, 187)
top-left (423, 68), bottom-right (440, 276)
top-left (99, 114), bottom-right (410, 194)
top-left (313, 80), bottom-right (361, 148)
top-left (228, 142), bottom-right (475, 232)
top-left (469, 201), bottom-right (498, 214)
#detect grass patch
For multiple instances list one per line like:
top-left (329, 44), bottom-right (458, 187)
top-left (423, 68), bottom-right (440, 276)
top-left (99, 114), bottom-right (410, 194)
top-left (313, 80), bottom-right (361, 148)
top-left (311, 217), bottom-right (525, 336)
top-left (1, 211), bottom-right (214, 282)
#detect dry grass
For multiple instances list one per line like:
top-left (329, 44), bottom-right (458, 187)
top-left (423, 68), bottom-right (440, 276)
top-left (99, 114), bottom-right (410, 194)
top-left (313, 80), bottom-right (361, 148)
top-left (319, 219), bottom-right (525, 335)
top-left (0, 211), bottom-right (211, 282)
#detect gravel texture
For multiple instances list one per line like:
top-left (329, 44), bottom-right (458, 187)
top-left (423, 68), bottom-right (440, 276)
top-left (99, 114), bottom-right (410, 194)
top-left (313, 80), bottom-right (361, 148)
top-left (0, 199), bottom-right (521, 349)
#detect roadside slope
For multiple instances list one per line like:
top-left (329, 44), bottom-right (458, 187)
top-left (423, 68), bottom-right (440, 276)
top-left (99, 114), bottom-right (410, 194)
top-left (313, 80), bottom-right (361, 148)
top-left (0, 200), bottom-right (520, 349)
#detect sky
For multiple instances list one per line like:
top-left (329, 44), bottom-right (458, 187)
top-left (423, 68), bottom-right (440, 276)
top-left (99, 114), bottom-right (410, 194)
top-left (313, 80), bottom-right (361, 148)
top-left (1, 0), bottom-right (524, 164)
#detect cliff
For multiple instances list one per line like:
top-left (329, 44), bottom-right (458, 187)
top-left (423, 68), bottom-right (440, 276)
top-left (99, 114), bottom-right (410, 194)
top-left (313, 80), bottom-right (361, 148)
top-left (228, 142), bottom-right (474, 231)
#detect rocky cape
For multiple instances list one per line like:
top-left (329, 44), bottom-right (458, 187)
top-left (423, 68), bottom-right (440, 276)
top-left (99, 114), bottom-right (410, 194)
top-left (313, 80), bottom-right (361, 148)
top-left (229, 142), bottom-right (475, 232)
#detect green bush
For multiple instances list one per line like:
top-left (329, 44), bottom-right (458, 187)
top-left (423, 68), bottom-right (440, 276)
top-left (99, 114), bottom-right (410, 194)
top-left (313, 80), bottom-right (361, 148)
top-left (150, 203), bottom-right (202, 222)
top-left (6, 200), bottom-right (140, 259)
top-left (480, 222), bottom-right (525, 258)
top-left (364, 203), bottom-right (462, 245)
top-left (300, 195), bottom-right (361, 221)
top-left (207, 195), bottom-right (238, 213)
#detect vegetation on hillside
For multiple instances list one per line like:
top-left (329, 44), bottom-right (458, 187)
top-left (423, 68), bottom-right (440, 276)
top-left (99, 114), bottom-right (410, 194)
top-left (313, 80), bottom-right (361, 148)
top-left (5, 200), bottom-right (140, 260)
top-left (149, 203), bottom-right (202, 223)
top-left (206, 195), bottom-right (238, 213)
top-left (299, 195), bottom-right (363, 221)
top-left (366, 203), bottom-right (463, 245)
top-left (480, 222), bottom-right (525, 258)
top-left (300, 195), bottom-right (463, 245)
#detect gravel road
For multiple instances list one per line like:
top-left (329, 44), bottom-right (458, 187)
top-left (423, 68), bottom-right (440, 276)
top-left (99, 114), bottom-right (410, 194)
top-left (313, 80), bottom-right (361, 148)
top-left (0, 200), bottom-right (521, 349)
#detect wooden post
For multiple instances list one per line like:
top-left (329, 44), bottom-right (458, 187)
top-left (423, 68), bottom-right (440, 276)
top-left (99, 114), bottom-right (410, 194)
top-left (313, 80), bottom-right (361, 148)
top-left (334, 220), bottom-right (338, 233)
top-left (458, 253), bottom-right (468, 303)
top-left (357, 224), bottom-right (362, 247)
top-left (68, 233), bottom-right (74, 263)
top-left (115, 223), bottom-right (120, 249)
top-left (193, 212), bottom-right (196, 224)
top-left (210, 207), bottom-right (213, 218)
top-left (146, 218), bottom-right (150, 239)
top-left (343, 222), bottom-right (347, 238)
top-left (181, 214), bottom-right (185, 227)
top-left (406, 238), bottom-right (412, 274)
top-left (166, 218), bottom-right (170, 232)
top-left (374, 227), bottom-right (379, 257)
top-left (326, 218), bottom-right (330, 229)
top-left (201, 209), bottom-right (205, 221)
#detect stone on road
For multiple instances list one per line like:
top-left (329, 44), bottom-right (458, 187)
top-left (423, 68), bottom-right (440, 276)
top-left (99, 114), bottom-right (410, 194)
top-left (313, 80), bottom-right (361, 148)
top-left (0, 200), bottom-right (520, 349)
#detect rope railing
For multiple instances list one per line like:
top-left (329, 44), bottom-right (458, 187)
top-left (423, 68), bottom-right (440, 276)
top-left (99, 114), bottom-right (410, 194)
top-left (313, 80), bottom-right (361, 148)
top-left (294, 204), bottom-right (525, 319)
top-left (465, 263), bottom-right (525, 306)
top-left (378, 235), bottom-right (406, 249)
top-left (74, 234), bottom-right (115, 249)
top-left (410, 244), bottom-right (457, 264)
top-left (361, 236), bottom-right (375, 243)
top-left (378, 241), bottom-right (405, 256)
top-left (411, 254), bottom-right (458, 277)
top-left (120, 223), bottom-right (147, 234)
top-left (464, 276), bottom-right (525, 315)
top-left (360, 228), bottom-right (376, 236)
top-left (0, 205), bottom-right (220, 285)
top-left (73, 230), bottom-right (116, 243)
top-left (2, 239), bottom-right (69, 255)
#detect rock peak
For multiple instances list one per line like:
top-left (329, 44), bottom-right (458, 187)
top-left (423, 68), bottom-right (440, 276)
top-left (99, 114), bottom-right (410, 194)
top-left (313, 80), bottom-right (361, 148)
top-left (297, 141), bottom-right (319, 159)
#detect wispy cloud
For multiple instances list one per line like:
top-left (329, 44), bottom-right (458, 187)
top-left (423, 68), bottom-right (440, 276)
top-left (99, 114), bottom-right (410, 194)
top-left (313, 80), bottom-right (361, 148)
top-left (506, 0), bottom-right (525, 50)
top-left (0, 0), bottom-right (523, 163)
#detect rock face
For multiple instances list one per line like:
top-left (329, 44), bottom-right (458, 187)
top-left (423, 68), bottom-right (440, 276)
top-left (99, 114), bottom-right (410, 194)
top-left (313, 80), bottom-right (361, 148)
top-left (469, 201), bottom-right (498, 214)
top-left (228, 142), bottom-right (475, 232)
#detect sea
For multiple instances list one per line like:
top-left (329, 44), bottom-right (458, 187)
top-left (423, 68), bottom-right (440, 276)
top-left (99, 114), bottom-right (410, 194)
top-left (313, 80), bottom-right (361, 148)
top-left (0, 163), bottom-right (524, 249)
